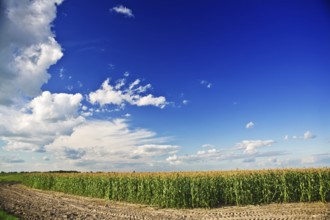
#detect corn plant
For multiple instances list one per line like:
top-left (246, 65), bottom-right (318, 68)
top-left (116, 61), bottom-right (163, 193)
top-left (22, 168), bottom-right (330, 208)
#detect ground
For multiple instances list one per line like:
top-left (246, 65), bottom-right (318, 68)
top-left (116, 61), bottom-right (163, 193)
top-left (0, 183), bottom-right (329, 220)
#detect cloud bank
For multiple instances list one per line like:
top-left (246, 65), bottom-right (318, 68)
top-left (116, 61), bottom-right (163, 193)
top-left (0, 0), bottom-right (63, 105)
top-left (45, 119), bottom-right (179, 169)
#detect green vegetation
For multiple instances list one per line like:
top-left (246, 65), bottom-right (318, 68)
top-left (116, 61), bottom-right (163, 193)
top-left (0, 210), bottom-right (19, 220)
top-left (0, 172), bottom-right (24, 183)
top-left (22, 168), bottom-right (330, 208)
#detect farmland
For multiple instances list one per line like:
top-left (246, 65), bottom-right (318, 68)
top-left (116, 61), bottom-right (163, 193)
top-left (0, 168), bottom-right (329, 219)
top-left (22, 168), bottom-right (330, 208)
top-left (0, 182), bottom-right (329, 219)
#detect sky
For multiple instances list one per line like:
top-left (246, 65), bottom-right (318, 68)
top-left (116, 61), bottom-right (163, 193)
top-left (0, 0), bottom-right (329, 172)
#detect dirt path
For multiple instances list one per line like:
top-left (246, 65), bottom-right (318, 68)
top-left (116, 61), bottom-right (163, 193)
top-left (0, 183), bottom-right (329, 220)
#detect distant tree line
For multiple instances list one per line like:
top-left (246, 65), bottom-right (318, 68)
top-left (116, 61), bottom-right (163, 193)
top-left (1, 170), bottom-right (80, 174)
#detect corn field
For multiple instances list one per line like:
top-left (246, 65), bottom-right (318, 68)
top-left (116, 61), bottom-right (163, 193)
top-left (22, 168), bottom-right (330, 208)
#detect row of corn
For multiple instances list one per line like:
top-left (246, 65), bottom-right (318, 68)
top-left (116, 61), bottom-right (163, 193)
top-left (22, 168), bottom-right (330, 208)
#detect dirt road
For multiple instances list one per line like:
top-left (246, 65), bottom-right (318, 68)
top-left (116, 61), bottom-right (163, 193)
top-left (0, 183), bottom-right (329, 220)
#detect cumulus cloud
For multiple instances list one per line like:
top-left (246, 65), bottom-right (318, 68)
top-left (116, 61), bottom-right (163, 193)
top-left (246, 121), bottom-right (254, 129)
top-left (166, 149), bottom-right (220, 165)
top-left (135, 94), bottom-right (166, 108)
top-left (0, 92), bottom-right (84, 152)
top-left (0, 0), bottom-right (63, 104)
top-left (166, 155), bottom-right (182, 165)
top-left (29, 91), bottom-right (82, 121)
top-left (132, 145), bottom-right (179, 158)
top-left (197, 148), bottom-right (218, 155)
top-left (45, 119), bottom-right (179, 168)
top-left (88, 78), bottom-right (167, 109)
top-left (111, 5), bottom-right (134, 18)
top-left (200, 80), bottom-right (212, 88)
top-left (236, 140), bottom-right (275, 154)
top-left (304, 130), bottom-right (316, 140)
top-left (166, 144), bottom-right (287, 165)
top-left (197, 150), bottom-right (206, 155)
top-left (286, 130), bottom-right (316, 140)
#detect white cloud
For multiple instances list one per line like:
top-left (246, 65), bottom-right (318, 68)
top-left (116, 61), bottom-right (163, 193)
top-left (89, 79), bottom-right (124, 106)
top-left (202, 144), bottom-right (215, 148)
top-left (166, 155), bottom-right (182, 165)
top-left (197, 150), bottom-right (206, 155)
top-left (0, 0), bottom-right (63, 105)
top-left (165, 146), bottom-right (286, 167)
top-left (88, 78), bottom-right (167, 109)
top-left (246, 121), bottom-right (254, 129)
top-left (115, 78), bottom-right (126, 90)
top-left (197, 148), bottom-right (218, 156)
top-left (59, 68), bottom-right (65, 79)
top-left (0, 92), bottom-right (84, 152)
top-left (29, 91), bottom-right (82, 121)
top-left (129, 79), bottom-right (141, 90)
top-left (208, 148), bottom-right (217, 153)
top-left (124, 71), bottom-right (130, 77)
top-left (166, 152), bottom-right (216, 165)
top-left (111, 5), bottom-right (134, 18)
top-left (304, 130), bottom-right (316, 140)
top-left (45, 119), bottom-right (179, 168)
top-left (236, 140), bottom-right (275, 154)
top-left (135, 94), bottom-right (166, 108)
top-left (132, 145), bottom-right (179, 157)
top-left (200, 80), bottom-right (212, 88)
top-left (66, 85), bottom-right (74, 91)
top-left (301, 156), bottom-right (315, 164)
top-left (301, 153), bottom-right (330, 165)
top-left (182, 100), bottom-right (189, 105)
top-left (287, 130), bottom-right (316, 140)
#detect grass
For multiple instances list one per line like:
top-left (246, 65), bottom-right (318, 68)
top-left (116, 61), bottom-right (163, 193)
top-left (0, 210), bottom-right (19, 220)
top-left (0, 173), bottom-right (24, 183)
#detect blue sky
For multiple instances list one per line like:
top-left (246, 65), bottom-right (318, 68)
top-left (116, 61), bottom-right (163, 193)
top-left (0, 0), bottom-right (329, 172)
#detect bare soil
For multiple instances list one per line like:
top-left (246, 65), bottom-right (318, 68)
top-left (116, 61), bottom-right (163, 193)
top-left (0, 183), bottom-right (329, 220)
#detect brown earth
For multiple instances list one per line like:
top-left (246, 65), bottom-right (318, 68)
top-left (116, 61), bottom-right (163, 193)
top-left (0, 183), bottom-right (329, 220)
